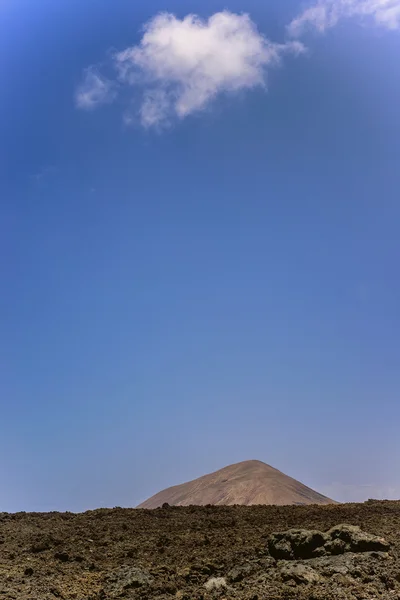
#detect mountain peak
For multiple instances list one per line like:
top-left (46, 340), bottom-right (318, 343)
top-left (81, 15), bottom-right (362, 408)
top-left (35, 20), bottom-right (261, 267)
top-left (138, 460), bottom-right (336, 508)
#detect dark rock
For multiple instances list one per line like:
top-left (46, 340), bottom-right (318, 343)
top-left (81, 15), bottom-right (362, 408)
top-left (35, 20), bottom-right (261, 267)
top-left (268, 537), bottom-right (293, 560)
top-left (54, 552), bottom-right (69, 562)
top-left (125, 547), bottom-right (137, 558)
top-left (268, 529), bottom-right (327, 559)
top-left (324, 538), bottom-right (347, 555)
top-left (157, 534), bottom-right (171, 547)
top-left (74, 555), bottom-right (84, 562)
top-left (202, 562), bottom-right (219, 576)
top-left (24, 567), bottom-right (33, 577)
top-left (268, 524), bottom-right (390, 561)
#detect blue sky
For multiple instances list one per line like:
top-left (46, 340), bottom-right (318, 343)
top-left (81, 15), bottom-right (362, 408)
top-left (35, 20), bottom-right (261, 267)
top-left (1, 0), bottom-right (400, 512)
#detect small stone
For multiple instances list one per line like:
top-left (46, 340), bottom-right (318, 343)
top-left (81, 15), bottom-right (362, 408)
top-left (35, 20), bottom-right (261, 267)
top-left (74, 555), bottom-right (84, 562)
top-left (204, 577), bottom-right (227, 591)
top-left (54, 552), bottom-right (69, 562)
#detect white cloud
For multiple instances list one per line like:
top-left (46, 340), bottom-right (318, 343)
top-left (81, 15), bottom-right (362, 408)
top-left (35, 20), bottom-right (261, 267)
top-left (75, 67), bottom-right (116, 110)
top-left (113, 11), bottom-right (304, 128)
top-left (289, 0), bottom-right (400, 36)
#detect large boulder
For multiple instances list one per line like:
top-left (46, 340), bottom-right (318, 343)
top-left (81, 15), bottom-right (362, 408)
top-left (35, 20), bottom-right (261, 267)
top-left (268, 524), bottom-right (390, 560)
top-left (268, 529), bottom-right (327, 559)
top-left (327, 524), bottom-right (390, 553)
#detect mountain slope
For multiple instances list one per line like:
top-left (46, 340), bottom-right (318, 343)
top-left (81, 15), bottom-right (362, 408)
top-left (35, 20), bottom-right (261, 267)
top-left (137, 460), bottom-right (336, 508)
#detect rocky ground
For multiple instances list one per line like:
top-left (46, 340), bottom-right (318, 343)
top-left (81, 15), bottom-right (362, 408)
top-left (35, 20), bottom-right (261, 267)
top-left (1, 500), bottom-right (400, 599)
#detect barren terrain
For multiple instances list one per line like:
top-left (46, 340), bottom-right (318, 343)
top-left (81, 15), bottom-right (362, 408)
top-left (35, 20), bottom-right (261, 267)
top-left (1, 500), bottom-right (400, 599)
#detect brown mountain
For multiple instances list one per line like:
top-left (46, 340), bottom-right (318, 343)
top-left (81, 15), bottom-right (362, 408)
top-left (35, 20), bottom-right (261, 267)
top-left (137, 460), bottom-right (336, 508)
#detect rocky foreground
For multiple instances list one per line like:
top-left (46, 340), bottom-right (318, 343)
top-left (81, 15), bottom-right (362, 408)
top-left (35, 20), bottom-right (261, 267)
top-left (1, 500), bottom-right (400, 599)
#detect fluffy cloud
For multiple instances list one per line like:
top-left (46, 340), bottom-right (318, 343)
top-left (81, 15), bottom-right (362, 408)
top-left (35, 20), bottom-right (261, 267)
top-left (75, 67), bottom-right (116, 110)
top-left (75, 11), bottom-right (303, 128)
top-left (114, 12), bottom-right (303, 127)
top-left (288, 0), bottom-right (400, 36)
